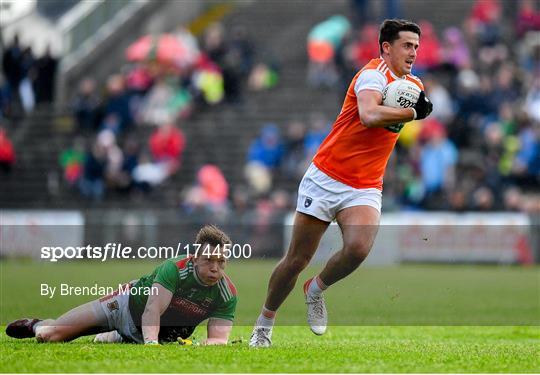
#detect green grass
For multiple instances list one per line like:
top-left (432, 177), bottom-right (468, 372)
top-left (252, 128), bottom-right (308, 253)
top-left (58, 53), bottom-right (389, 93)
top-left (1, 326), bottom-right (539, 373)
top-left (1, 260), bottom-right (539, 372)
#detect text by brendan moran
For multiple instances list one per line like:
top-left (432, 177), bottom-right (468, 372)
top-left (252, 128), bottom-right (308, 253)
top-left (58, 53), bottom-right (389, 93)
top-left (40, 283), bottom-right (158, 299)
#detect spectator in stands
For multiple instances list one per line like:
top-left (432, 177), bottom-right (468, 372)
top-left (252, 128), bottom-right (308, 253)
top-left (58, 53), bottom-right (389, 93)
top-left (307, 15), bottom-right (351, 88)
top-left (96, 129), bottom-right (124, 190)
top-left (102, 74), bottom-right (133, 132)
top-left (247, 123), bottom-right (283, 169)
top-left (512, 123), bottom-right (540, 185)
top-left (492, 64), bottom-right (521, 107)
top-left (125, 64), bottom-right (153, 96)
top-left (192, 63), bottom-right (224, 105)
top-left (503, 186), bottom-right (523, 211)
top-left (244, 161), bottom-right (273, 196)
top-left (423, 75), bottom-right (454, 124)
top-left (139, 78), bottom-right (174, 125)
top-left (440, 27), bottom-right (471, 70)
top-left (245, 124), bottom-right (284, 196)
top-left (220, 26), bottom-right (254, 104)
top-left (132, 152), bottom-right (169, 192)
top-left (34, 46), bottom-right (58, 105)
top-left (452, 73), bottom-right (495, 148)
top-left (59, 137), bottom-right (85, 186)
top-left (117, 137), bottom-right (140, 193)
top-left (520, 41), bottom-right (540, 76)
top-left (149, 122), bottom-right (186, 172)
top-left (413, 21), bottom-right (442, 73)
top-left (181, 164), bottom-right (229, 217)
top-left (349, 0), bottom-right (372, 27)
top-left (19, 47), bottom-right (36, 114)
top-left (100, 113), bottom-right (122, 135)
top-left (79, 142), bottom-right (107, 201)
top-left (0, 126), bottom-right (15, 174)
top-left (2, 34), bottom-right (24, 113)
top-left (247, 63), bottom-right (279, 91)
top-left (0, 74), bottom-right (11, 119)
top-left (197, 164), bottom-right (229, 212)
top-left (304, 113), bottom-right (330, 158)
top-left (419, 119), bottom-right (458, 208)
top-left (524, 75), bottom-right (540, 123)
top-left (141, 74), bottom-right (193, 125)
top-left (282, 120), bottom-right (307, 179)
top-left (384, 0), bottom-right (402, 19)
top-left (515, 0), bottom-right (540, 38)
top-left (447, 189), bottom-right (468, 212)
top-left (467, 0), bottom-right (503, 46)
top-left (351, 23), bottom-right (379, 68)
top-left (203, 23), bottom-right (227, 63)
top-left (472, 186), bottom-right (496, 211)
top-left (229, 26), bottom-right (255, 79)
top-left (72, 78), bottom-right (101, 132)
top-left (221, 49), bottom-right (244, 104)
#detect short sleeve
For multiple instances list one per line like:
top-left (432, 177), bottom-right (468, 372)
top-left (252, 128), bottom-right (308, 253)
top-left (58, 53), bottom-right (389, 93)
top-left (152, 260), bottom-right (178, 294)
top-left (354, 69), bottom-right (387, 96)
top-left (210, 296), bottom-right (237, 321)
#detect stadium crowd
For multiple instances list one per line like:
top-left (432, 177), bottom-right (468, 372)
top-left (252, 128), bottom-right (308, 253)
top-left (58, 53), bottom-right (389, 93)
top-left (57, 23), bottom-right (278, 202)
top-left (2, 0), bottom-right (538, 217)
top-left (1, 35), bottom-right (58, 117)
top-left (291, 0), bottom-right (540, 212)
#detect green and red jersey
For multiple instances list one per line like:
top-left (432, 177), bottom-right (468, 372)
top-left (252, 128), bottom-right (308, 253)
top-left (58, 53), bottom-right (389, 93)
top-left (128, 256), bottom-right (237, 332)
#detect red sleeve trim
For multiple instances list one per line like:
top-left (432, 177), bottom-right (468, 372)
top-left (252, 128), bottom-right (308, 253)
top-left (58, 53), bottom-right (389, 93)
top-left (223, 274), bottom-right (237, 296)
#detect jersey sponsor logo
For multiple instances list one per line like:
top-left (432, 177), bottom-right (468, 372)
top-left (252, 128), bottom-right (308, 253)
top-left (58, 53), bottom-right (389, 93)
top-left (385, 123), bottom-right (405, 133)
top-left (304, 197), bottom-right (313, 208)
top-left (201, 297), bottom-right (213, 308)
top-left (170, 297), bottom-right (208, 318)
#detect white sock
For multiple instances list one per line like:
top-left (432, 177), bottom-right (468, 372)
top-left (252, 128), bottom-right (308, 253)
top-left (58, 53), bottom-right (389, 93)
top-left (256, 307), bottom-right (275, 328)
top-left (308, 276), bottom-right (327, 296)
top-left (32, 320), bottom-right (44, 334)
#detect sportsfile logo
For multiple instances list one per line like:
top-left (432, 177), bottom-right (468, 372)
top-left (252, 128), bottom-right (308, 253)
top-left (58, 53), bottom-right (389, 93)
top-left (40, 242), bottom-right (253, 262)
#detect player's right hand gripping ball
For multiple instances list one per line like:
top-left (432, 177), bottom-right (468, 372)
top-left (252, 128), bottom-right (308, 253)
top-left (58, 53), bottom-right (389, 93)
top-left (413, 91), bottom-right (433, 120)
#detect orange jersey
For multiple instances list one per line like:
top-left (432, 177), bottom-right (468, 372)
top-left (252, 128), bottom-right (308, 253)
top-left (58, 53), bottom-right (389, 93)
top-left (313, 58), bottom-right (423, 190)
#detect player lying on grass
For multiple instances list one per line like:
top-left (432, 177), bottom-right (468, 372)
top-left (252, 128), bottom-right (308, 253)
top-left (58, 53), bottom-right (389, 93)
top-left (6, 225), bottom-right (238, 345)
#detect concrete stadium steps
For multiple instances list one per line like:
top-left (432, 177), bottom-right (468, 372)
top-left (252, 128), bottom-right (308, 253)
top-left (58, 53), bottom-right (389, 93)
top-left (1, 0), bottom-right (476, 208)
top-left (168, 0), bottom-right (349, 193)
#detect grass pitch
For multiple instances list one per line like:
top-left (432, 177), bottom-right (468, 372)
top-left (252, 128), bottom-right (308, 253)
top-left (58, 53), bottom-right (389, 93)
top-left (1, 260), bottom-right (539, 373)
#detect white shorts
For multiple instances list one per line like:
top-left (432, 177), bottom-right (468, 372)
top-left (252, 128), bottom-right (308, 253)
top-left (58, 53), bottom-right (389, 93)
top-left (94, 282), bottom-right (143, 344)
top-left (296, 163), bottom-right (382, 222)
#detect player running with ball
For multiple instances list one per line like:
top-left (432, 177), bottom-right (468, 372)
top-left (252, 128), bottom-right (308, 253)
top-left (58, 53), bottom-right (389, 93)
top-left (250, 19), bottom-right (433, 347)
top-left (6, 225), bottom-right (238, 346)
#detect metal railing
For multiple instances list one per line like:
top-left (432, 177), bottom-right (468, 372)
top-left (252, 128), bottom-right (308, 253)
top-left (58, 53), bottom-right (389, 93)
top-left (59, 0), bottom-right (149, 72)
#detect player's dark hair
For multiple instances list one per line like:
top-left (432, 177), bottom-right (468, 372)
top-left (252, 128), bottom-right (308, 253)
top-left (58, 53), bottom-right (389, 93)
top-left (195, 224), bottom-right (232, 247)
top-left (379, 19), bottom-right (421, 54)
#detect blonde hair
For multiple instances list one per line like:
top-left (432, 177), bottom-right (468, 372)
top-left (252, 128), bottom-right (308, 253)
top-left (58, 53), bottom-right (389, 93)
top-left (195, 224), bottom-right (232, 247)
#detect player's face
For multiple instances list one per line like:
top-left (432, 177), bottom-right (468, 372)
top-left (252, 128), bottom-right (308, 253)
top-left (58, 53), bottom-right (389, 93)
top-left (193, 245), bottom-right (227, 286)
top-left (385, 31), bottom-right (419, 76)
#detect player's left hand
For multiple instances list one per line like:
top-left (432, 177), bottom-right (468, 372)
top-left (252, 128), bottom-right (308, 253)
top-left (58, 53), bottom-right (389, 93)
top-left (412, 91), bottom-right (433, 120)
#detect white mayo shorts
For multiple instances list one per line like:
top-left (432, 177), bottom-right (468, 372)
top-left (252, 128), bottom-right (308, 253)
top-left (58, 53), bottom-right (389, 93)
top-left (93, 282), bottom-right (143, 344)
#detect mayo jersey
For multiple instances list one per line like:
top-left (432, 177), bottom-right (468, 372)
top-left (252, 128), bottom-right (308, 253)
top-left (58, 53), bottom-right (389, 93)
top-left (313, 58), bottom-right (423, 190)
top-left (128, 256), bottom-right (237, 340)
